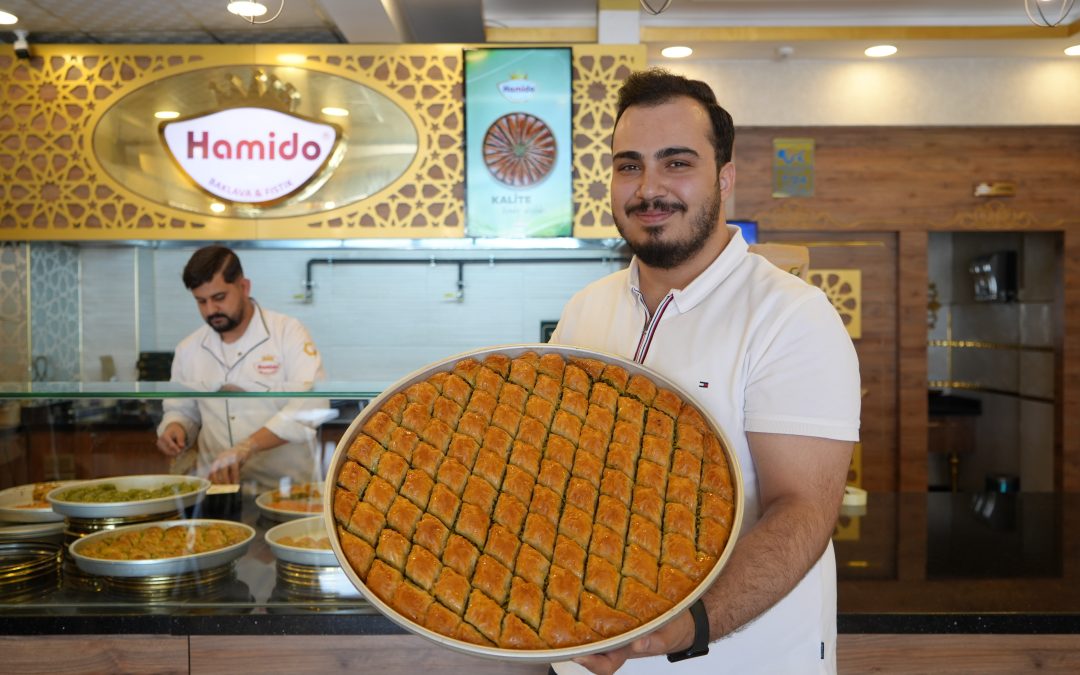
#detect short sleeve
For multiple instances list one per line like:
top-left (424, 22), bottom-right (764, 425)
top-left (743, 291), bottom-right (861, 441)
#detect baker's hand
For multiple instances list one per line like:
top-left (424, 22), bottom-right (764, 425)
top-left (571, 607), bottom-right (695, 675)
top-left (208, 440), bottom-right (255, 484)
top-left (156, 423), bottom-right (188, 457)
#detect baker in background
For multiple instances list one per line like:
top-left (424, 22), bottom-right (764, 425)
top-left (549, 69), bottom-right (861, 674)
top-left (156, 245), bottom-right (331, 493)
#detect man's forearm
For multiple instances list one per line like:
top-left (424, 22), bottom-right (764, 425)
top-left (700, 494), bottom-right (840, 642)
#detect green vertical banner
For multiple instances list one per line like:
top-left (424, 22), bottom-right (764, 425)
top-left (464, 48), bottom-right (573, 237)
top-left (772, 138), bottom-right (815, 198)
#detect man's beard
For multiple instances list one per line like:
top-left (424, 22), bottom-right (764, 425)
top-left (206, 311), bottom-right (241, 334)
top-left (615, 185), bottom-right (722, 270)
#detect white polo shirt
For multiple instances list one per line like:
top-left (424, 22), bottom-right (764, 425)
top-left (550, 226), bottom-right (860, 674)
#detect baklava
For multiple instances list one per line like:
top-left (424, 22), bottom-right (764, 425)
top-left (332, 350), bottom-right (736, 650)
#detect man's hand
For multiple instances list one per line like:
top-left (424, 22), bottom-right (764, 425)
top-left (207, 440), bottom-right (255, 484)
top-left (570, 607), bottom-right (694, 675)
top-left (156, 423), bottom-right (188, 456)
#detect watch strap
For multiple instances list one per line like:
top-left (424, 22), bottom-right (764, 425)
top-left (666, 597), bottom-right (710, 663)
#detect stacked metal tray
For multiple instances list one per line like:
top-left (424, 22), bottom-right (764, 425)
top-left (0, 541), bottom-right (62, 597)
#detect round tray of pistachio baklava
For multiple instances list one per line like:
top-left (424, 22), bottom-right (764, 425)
top-left (324, 344), bottom-right (743, 662)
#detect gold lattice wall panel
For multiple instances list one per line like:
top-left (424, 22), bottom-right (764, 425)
top-left (0, 45), bottom-right (643, 241)
top-left (808, 268), bottom-right (862, 339)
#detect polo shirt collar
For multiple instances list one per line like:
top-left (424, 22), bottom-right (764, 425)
top-left (626, 225), bottom-right (748, 314)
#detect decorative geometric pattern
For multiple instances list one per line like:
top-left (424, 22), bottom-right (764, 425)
top-left (0, 242), bottom-right (29, 381)
top-left (571, 47), bottom-right (644, 238)
top-left (30, 243), bottom-right (80, 381)
top-left (0, 45), bottom-right (644, 241)
top-left (808, 268), bottom-right (862, 339)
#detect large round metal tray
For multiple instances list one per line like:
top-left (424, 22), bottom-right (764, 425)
top-left (0, 481), bottom-right (83, 523)
top-left (47, 475), bottom-right (210, 519)
top-left (323, 344), bottom-right (744, 663)
top-left (68, 518), bottom-right (254, 577)
top-left (266, 515), bottom-right (337, 566)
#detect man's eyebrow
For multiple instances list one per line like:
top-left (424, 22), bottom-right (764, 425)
top-left (612, 147), bottom-right (701, 162)
top-left (657, 146), bottom-right (699, 160)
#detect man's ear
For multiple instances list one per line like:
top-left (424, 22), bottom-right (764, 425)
top-left (240, 277), bottom-right (252, 295)
top-left (718, 162), bottom-right (736, 199)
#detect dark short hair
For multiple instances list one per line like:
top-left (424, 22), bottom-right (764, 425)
top-left (182, 245), bottom-right (243, 290)
top-left (614, 68), bottom-right (735, 167)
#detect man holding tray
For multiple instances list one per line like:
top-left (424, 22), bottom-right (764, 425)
top-left (550, 69), bottom-right (861, 674)
top-left (156, 245), bottom-right (330, 493)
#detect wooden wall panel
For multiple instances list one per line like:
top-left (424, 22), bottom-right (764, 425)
top-left (761, 231), bottom-right (898, 492)
top-left (0, 635), bottom-right (187, 674)
top-left (732, 126), bottom-right (1080, 493)
top-left (1062, 230), bottom-right (1080, 491)
top-left (189, 635), bottom-right (549, 675)
top-left (735, 127), bottom-right (1080, 228)
top-left (839, 634), bottom-right (1080, 674)
top-left (897, 232), bottom-right (929, 492)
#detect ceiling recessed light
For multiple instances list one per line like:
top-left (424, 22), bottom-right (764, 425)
top-left (209, 202), bottom-right (226, 213)
top-left (154, 111), bottom-right (180, 120)
top-left (227, 1), bottom-right (268, 18)
top-left (321, 107), bottom-right (349, 117)
top-left (661, 46), bottom-right (693, 59)
top-left (0, 10), bottom-right (18, 25)
top-left (865, 45), bottom-right (898, 58)
top-left (277, 53), bottom-right (306, 65)
top-left (1066, 44), bottom-right (1080, 56)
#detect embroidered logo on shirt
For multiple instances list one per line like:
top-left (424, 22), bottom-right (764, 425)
top-left (698, 381), bottom-right (710, 388)
top-left (303, 341), bottom-right (318, 356)
top-left (256, 354), bottom-right (281, 375)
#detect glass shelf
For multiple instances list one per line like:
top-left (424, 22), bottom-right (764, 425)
top-left (0, 381), bottom-right (386, 399)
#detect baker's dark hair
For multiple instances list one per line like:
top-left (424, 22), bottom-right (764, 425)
top-left (182, 245), bottom-right (243, 290)
top-left (615, 68), bottom-right (735, 166)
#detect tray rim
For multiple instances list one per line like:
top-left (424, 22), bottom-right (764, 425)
top-left (256, 484), bottom-right (325, 522)
top-left (323, 343), bottom-right (744, 663)
top-left (67, 517), bottom-right (255, 577)
top-left (0, 480), bottom-right (85, 523)
top-left (265, 515), bottom-right (337, 566)
top-left (46, 475), bottom-right (210, 518)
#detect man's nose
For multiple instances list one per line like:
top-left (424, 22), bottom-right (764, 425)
top-left (635, 165), bottom-right (666, 201)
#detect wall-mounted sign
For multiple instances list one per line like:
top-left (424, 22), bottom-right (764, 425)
top-left (464, 48), bottom-right (573, 237)
top-left (160, 107), bottom-right (343, 206)
top-left (91, 66), bottom-right (417, 220)
top-left (772, 138), bottom-right (815, 198)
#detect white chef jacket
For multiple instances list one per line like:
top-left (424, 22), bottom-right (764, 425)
top-left (158, 301), bottom-right (330, 492)
top-left (550, 226), bottom-right (861, 675)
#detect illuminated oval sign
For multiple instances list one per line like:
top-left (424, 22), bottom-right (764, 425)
top-left (91, 66), bottom-right (419, 218)
top-left (160, 107), bottom-right (343, 206)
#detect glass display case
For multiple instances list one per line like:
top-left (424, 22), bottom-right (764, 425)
top-left (0, 383), bottom-right (383, 616)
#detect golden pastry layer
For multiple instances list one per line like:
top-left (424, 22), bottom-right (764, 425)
top-left (78, 523), bottom-right (249, 560)
top-left (332, 351), bottom-right (735, 650)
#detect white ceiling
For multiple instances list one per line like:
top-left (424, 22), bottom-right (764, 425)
top-left (0, 0), bottom-right (1077, 60)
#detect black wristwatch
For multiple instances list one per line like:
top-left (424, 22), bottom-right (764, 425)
top-left (666, 598), bottom-right (710, 662)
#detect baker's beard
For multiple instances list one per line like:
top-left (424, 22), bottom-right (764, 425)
top-left (206, 310), bottom-right (242, 334)
top-left (615, 184), bottom-right (723, 270)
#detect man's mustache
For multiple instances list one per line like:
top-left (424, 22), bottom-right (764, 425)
top-left (207, 314), bottom-right (229, 322)
top-left (626, 198), bottom-right (687, 215)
